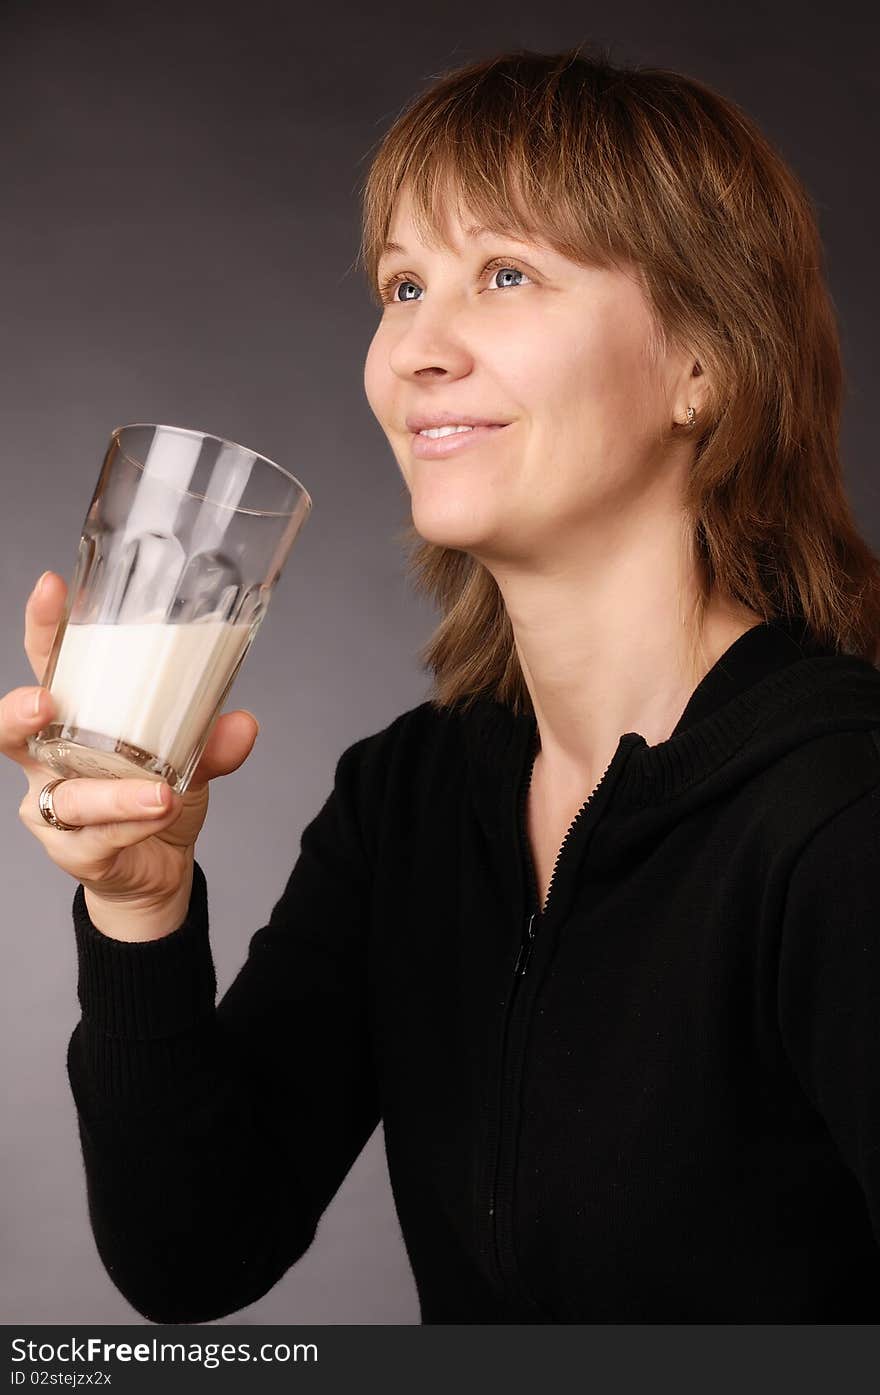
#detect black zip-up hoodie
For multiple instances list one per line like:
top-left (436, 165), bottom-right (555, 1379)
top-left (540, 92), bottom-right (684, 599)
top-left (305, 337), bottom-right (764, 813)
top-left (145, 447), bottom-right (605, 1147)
top-left (67, 617), bottom-right (880, 1322)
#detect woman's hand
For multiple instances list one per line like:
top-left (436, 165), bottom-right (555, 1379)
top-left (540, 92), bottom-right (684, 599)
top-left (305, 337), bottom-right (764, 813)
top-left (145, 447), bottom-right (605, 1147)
top-left (6, 571), bottom-right (260, 937)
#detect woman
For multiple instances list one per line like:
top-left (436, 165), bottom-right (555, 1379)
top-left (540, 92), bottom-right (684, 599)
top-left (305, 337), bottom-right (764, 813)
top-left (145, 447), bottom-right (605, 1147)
top-left (8, 46), bottom-right (880, 1322)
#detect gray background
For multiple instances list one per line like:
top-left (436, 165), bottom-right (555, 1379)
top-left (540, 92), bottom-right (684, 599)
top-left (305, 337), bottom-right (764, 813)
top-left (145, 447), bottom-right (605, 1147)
top-left (1, 0), bottom-right (876, 1325)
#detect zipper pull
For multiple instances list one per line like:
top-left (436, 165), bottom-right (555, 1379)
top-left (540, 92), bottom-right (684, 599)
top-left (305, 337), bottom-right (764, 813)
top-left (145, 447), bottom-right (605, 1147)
top-left (513, 910), bottom-right (538, 978)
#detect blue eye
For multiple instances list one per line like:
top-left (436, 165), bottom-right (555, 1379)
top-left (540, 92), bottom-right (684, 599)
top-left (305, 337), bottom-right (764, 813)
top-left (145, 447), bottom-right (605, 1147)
top-left (379, 257), bottom-right (532, 305)
top-left (490, 266), bottom-right (526, 289)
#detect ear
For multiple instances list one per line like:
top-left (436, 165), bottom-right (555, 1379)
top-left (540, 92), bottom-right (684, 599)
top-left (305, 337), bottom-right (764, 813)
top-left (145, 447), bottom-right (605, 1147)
top-left (672, 359), bottom-right (709, 428)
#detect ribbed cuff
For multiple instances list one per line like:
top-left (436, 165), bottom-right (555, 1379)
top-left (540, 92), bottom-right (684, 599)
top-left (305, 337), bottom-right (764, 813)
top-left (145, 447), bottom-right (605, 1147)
top-left (71, 859), bottom-right (217, 1040)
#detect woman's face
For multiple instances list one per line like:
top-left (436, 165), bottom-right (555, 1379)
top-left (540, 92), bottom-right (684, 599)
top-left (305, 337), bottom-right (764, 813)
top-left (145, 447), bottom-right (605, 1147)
top-left (364, 183), bottom-right (694, 567)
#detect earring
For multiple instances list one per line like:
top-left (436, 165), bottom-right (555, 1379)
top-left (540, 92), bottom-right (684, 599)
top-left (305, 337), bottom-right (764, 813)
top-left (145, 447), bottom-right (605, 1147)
top-left (686, 406), bottom-right (696, 428)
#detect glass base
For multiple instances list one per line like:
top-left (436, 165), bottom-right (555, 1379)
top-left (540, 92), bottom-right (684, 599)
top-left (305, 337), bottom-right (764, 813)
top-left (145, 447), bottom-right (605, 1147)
top-left (27, 724), bottom-right (182, 791)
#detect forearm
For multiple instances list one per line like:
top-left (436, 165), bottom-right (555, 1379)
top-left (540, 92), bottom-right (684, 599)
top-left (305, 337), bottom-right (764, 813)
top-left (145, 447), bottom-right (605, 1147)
top-left (66, 1016), bottom-right (323, 1323)
top-left (68, 853), bottom-right (380, 1322)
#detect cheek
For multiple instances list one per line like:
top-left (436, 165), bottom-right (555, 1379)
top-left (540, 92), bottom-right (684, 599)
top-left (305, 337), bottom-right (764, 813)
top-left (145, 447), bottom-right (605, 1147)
top-left (363, 331), bottom-right (389, 418)
top-left (518, 328), bottom-right (639, 505)
top-left (502, 315), bottom-right (615, 420)
top-left (535, 327), bottom-right (650, 482)
top-left (560, 327), bottom-right (629, 408)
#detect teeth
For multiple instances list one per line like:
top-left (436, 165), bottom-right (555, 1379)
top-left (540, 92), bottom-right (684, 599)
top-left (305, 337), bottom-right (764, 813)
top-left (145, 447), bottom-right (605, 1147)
top-left (419, 425), bottom-right (475, 438)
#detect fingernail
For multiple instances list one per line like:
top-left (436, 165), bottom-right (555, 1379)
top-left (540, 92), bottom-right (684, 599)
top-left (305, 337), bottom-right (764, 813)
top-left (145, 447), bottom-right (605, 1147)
top-left (19, 690), bottom-right (42, 720)
top-left (35, 571), bottom-right (51, 597)
top-left (241, 708), bottom-right (260, 735)
top-left (137, 782), bottom-right (168, 808)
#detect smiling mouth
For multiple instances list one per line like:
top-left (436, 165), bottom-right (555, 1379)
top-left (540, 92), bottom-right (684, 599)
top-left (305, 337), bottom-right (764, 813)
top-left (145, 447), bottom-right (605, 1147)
top-left (409, 422), bottom-right (511, 458)
top-left (417, 424), bottom-right (506, 438)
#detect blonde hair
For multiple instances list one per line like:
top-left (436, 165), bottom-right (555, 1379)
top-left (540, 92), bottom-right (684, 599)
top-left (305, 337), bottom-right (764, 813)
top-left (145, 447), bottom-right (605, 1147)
top-left (357, 43), bottom-right (880, 715)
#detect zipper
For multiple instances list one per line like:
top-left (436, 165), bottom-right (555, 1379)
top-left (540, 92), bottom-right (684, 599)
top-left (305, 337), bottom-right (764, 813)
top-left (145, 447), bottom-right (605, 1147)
top-left (512, 909), bottom-right (537, 978)
top-left (513, 729), bottom-right (614, 975)
top-left (481, 723), bottom-right (624, 1314)
top-left (539, 775), bottom-right (611, 916)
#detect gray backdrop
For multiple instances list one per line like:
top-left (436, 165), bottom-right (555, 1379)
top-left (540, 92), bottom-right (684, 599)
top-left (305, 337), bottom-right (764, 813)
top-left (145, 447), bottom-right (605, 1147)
top-left (1, 0), bottom-right (876, 1325)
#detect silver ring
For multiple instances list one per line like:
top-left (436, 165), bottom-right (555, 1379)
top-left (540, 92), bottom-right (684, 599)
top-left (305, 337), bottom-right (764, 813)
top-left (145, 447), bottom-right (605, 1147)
top-left (38, 778), bottom-right (84, 832)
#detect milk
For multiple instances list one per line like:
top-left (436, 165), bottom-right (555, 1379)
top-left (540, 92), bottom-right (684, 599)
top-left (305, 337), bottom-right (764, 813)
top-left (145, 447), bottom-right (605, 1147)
top-left (45, 619), bottom-right (255, 784)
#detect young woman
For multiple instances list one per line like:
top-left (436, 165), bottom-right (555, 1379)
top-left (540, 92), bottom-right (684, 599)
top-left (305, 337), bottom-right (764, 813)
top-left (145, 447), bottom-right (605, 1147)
top-left (8, 46), bottom-right (880, 1322)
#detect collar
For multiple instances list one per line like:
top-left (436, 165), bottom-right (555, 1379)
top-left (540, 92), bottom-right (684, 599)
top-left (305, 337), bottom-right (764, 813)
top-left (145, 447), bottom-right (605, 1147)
top-left (459, 615), bottom-right (854, 820)
top-left (458, 616), bottom-right (879, 923)
top-left (670, 615), bottom-right (834, 736)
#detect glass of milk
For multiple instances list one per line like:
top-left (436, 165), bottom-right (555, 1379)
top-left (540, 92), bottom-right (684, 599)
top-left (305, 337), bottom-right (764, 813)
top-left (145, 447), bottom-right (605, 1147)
top-left (27, 423), bottom-right (311, 794)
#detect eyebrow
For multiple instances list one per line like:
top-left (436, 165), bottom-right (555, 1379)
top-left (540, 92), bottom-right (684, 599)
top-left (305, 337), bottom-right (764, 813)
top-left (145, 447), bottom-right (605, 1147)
top-left (379, 223), bottom-right (527, 261)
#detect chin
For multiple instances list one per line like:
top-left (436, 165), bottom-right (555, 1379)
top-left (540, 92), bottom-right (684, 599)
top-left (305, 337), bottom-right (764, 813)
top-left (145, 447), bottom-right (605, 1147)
top-left (410, 496), bottom-right (501, 553)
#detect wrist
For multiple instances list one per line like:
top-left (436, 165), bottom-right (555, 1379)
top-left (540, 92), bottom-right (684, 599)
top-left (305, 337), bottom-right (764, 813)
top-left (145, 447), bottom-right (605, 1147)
top-left (83, 872), bottom-right (194, 943)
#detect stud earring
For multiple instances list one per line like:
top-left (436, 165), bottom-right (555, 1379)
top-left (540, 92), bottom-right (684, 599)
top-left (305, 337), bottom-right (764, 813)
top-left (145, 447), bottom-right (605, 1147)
top-left (686, 406), bottom-right (696, 428)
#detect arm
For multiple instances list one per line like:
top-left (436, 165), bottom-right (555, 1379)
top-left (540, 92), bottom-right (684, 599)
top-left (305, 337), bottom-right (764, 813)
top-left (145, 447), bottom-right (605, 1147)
top-left (67, 726), bottom-right (389, 1324)
top-left (777, 776), bottom-right (880, 1243)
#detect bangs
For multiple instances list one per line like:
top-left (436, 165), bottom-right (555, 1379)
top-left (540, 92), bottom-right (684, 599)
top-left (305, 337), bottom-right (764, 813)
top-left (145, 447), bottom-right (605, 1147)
top-left (358, 53), bottom-right (636, 303)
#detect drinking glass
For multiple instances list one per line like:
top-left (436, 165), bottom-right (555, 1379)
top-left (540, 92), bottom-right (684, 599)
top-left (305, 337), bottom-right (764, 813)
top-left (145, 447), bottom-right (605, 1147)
top-left (27, 423), bottom-right (311, 794)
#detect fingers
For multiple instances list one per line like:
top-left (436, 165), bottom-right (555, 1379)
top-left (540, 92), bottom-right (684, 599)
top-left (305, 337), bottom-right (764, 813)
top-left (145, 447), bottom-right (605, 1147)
top-left (19, 770), bottom-right (180, 838)
top-left (14, 568), bottom-right (259, 793)
top-left (24, 570), bottom-right (66, 684)
top-left (0, 685), bottom-right (55, 770)
top-left (4, 683), bottom-right (259, 793)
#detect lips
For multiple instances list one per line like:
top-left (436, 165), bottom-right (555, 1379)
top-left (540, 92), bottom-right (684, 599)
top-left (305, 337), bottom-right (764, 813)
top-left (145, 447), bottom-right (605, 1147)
top-left (410, 422), bottom-right (510, 460)
top-left (405, 412), bottom-right (511, 433)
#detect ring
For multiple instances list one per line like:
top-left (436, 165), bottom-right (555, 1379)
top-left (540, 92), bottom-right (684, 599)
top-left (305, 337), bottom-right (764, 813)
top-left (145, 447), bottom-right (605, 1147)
top-left (38, 778), bottom-right (84, 831)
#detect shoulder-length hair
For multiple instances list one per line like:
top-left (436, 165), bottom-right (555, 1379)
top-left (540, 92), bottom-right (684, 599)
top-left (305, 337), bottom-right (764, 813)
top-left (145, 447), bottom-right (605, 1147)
top-left (357, 44), bottom-right (880, 715)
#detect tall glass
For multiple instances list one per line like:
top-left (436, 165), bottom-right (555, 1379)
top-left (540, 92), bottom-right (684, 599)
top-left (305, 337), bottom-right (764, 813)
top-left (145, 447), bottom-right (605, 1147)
top-left (27, 423), bottom-right (311, 794)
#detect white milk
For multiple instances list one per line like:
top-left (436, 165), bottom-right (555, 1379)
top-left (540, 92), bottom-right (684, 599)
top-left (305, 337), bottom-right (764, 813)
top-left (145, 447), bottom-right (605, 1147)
top-left (48, 620), bottom-right (255, 780)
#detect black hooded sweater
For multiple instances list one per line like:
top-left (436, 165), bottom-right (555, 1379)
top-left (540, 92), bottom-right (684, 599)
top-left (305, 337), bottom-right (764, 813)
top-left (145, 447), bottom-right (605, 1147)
top-left (66, 618), bottom-right (880, 1324)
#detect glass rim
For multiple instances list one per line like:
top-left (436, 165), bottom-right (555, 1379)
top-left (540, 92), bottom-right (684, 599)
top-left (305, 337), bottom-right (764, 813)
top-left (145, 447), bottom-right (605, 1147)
top-left (111, 422), bottom-right (313, 517)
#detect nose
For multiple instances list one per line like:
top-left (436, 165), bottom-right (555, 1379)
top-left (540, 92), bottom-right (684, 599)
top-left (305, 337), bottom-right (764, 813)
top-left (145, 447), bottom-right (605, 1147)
top-left (387, 297), bottom-right (474, 382)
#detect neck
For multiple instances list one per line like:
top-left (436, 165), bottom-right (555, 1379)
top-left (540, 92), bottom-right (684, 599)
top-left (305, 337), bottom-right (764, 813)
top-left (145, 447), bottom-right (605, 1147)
top-left (484, 510), bottom-right (763, 794)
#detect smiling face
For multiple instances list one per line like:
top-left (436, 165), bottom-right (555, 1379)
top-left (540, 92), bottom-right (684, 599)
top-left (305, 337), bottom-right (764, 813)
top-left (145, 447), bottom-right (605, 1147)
top-left (363, 183), bottom-right (699, 569)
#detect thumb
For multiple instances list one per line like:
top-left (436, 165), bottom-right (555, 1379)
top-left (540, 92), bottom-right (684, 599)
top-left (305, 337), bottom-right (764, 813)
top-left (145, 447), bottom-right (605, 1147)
top-left (189, 709), bottom-right (260, 790)
top-left (234, 709), bottom-right (260, 741)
